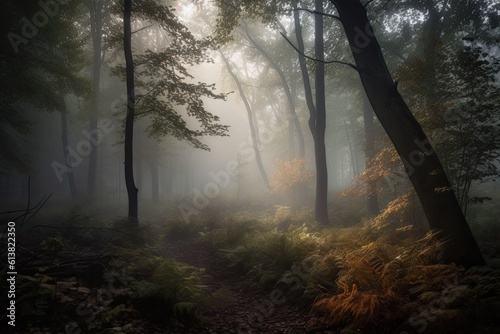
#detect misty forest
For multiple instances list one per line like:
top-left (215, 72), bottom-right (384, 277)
top-left (1, 0), bottom-right (500, 333)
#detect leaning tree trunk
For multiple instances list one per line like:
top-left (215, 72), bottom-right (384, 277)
top-left (331, 0), bottom-right (484, 268)
top-left (124, 0), bottom-right (138, 222)
top-left (220, 52), bottom-right (269, 188)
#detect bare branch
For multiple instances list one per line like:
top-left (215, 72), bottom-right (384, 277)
top-left (280, 33), bottom-right (359, 72)
top-left (294, 8), bottom-right (342, 22)
top-left (132, 25), bottom-right (152, 35)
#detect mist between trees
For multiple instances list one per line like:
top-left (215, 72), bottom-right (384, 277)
top-left (1, 0), bottom-right (498, 259)
top-left (1, 0), bottom-right (500, 332)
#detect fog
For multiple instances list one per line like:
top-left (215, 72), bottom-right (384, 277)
top-left (1, 1), bottom-right (500, 332)
top-left (0, 35), bottom-right (364, 212)
top-left (1, 0), bottom-right (498, 221)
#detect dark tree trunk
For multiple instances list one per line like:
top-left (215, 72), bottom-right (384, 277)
top-left (331, 0), bottom-right (485, 268)
top-left (86, 0), bottom-right (103, 199)
top-left (362, 93), bottom-right (379, 215)
top-left (293, 0), bottom-right (329, 224)
top-left (220, 53), bottom-right (269, 187)
top-left (60, 95), bottom-right (78, 199)
top-left (312, 0), bottom-right (329, 224)
top-left (124, 0), bottom-right (138, 222)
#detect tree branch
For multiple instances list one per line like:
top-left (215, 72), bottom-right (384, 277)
top-left (135, 86), bottom-right (158, 106)
top-left (293, 8), bottom-right (342, 22)
top-left (132, 25), bottom-right (152, 35)
top-left (280, 33), bottom-right (359, 72)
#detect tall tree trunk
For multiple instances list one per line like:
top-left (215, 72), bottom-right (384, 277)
top-left (312, 0), bottom-right (329, 224)
top-left (220, 52), bottom-right (269, 187)
top-left (124, 0), bottom-right (138, 222)
top-left (86, 0), bottom-right (103, 199)
top-left (60, 95), bottom-right (78, 199)
top-left (331, 0), bottom-right (485, 268)
top-left (362, 93), bottom-right (379, 215)
top-left (293, 0), bottom-right (329, 224)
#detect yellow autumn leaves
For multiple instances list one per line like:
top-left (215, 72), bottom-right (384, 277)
top-left (269, 157), bottom-right (315, 193)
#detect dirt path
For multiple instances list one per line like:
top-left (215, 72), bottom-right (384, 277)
top-left (162, 237), bottom-right (337, 334)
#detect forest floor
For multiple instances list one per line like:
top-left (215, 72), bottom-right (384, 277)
top-left (1, 230), bottom-right (336, 334)
top-left (4, 204), bottom-right (499, 334)
top-left (162, 236), bottom-right (336, 334)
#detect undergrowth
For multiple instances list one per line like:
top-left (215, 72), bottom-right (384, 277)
top-left (190, 202), bottom-right (500, 333)
top-left (217, 226), bottom-right (318, 287)
top-left (122, 203), bottom-right (500, 333)
top-left (109, 241), bottom-right (212, 325)
top-left (308, 219), bottom-right (500, 333)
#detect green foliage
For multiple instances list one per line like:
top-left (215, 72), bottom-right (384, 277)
top-left (134, 259), bottom-right (209, 316)
top-left (212, 0), bottom-right (285, 44)
top-left (0, 0), bottom-right (90, 174)
top-left (164, 215), bottom-right (212, 240)
top-left (391, 0), bottom-right (500, 215)
top-left (201, 211), bottom-right (261, 249)
top-left (110, 238), bottom-right (211, 323)
top-left (218, 226), bottom-right (317, 287)
top-left (109, 0), bottom-right (229, 150)
top-left (20, 205), bottom-right (499, 332)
